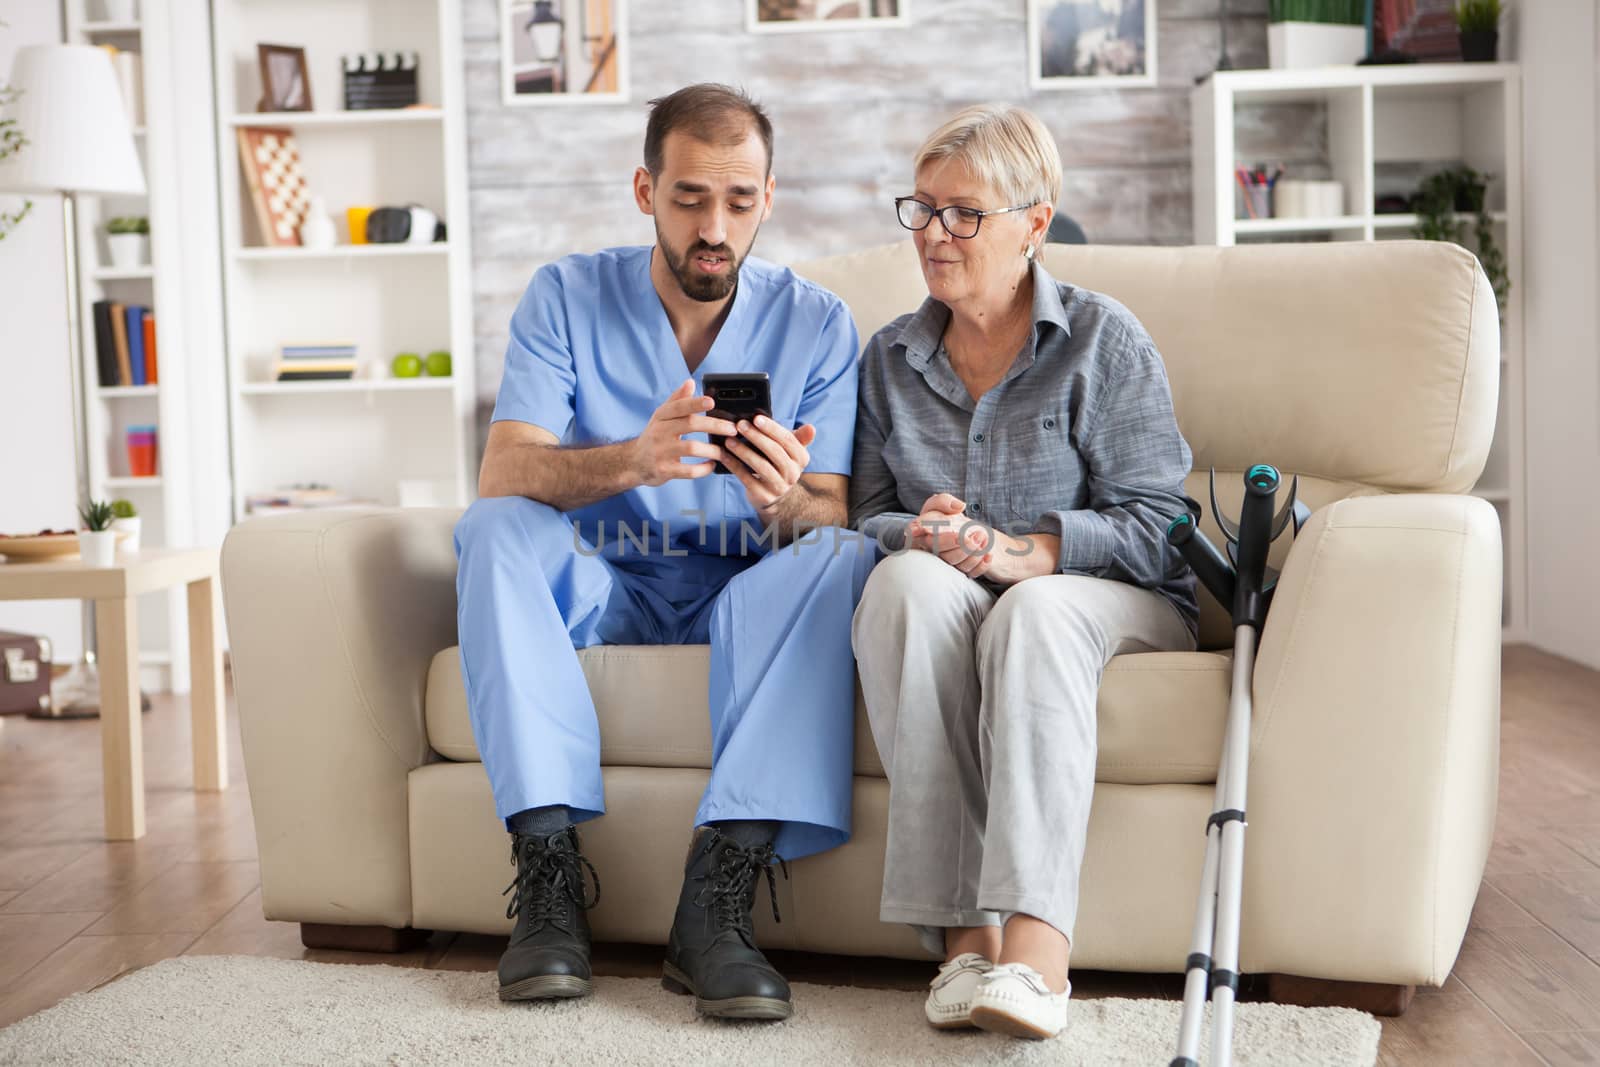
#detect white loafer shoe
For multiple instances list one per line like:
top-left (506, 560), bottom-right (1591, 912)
top-left (924, 952), bottom-right (994, 1030)
top-left (968, 962), bottom-right (1071, 1039)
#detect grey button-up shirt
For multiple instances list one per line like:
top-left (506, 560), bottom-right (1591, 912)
top-left (849, 260), bottom-right (1199, 639)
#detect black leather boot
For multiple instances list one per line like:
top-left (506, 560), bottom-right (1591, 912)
top-left (661, 827), bottom-right (792, 1020)
top-left (497, 827), bottom-right (600, 1002)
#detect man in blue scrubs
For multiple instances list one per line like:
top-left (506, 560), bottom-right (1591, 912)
top-left (453, 84), bottom-right (872, 1021)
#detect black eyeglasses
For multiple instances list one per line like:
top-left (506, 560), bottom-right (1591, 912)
top-left (894, 196), bottom-right (1037, 239)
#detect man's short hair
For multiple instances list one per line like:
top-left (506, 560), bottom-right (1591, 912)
top-left (914, 104), bottom-right (1062, 211)
top-left (644, 83), bottom-right (774, 178)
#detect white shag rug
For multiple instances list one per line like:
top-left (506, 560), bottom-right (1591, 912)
top-left (0, 955), bottom-right (1380, 1066)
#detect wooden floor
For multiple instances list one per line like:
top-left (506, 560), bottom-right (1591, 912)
top-left (0, 644), bottom-right (1596, 1063)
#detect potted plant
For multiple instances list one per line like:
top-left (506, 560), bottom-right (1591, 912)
top-left (109, 498), bottom-right (140, 553)
top-left (0, 58), bottom-right (30, 242)
top-left (1411, 165), bottom-right (1510, 316)
top-left (77, 499), bottom-right (117, 567)
top-left (1456, 0), bottom-right (1503, 62)
top-left (1268, 0), bottom-right (1367, 69)
top-left (105, 215), bottom-right (149, 269)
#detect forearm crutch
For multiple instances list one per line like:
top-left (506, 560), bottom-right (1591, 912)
top-left (1166, 465), bottom-right (1309, 1067)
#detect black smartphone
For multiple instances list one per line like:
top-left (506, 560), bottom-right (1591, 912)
top-left (702, 372), bottom-right (773, 476)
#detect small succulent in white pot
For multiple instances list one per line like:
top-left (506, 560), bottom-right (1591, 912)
top-left (77, 499), bottom-right (118, 567)
top-left (109, 498), bottom-right (140, 553)
top-left (106, 216), bottom-right (149, 270)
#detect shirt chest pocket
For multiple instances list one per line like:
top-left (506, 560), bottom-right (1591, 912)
top-left (999, 412), bottom-right (1087, 531)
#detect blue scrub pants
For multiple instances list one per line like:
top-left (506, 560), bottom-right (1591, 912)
top-left (453, 496), bottom-right (876, 861)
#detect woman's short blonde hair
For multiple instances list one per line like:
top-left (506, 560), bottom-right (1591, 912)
top-left (913, 104), bottom-right (1062, 210)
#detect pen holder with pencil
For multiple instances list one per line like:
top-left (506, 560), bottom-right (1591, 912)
top-left (1239, 184), bottom-right (1271, 221)
top-left (1235, 162), bottom-right (1345, 221)
top-left (1234, 164), bottom-right (1282, 221)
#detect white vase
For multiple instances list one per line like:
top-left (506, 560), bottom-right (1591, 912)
top-left (77, 530), bottom-right (117, 567)
top-left (1275, 180), bottom-right (1309, 219)
top-left (1268, 22), bottom-right (1367, 69)
top-left (110, 516), bottom-right (141, 553)
top-left (101, 0), bottom-right (136, 22)
top-left (107, 233), bottom-right (148, 269)
top-left (300, 197), bottom-right (337, 250)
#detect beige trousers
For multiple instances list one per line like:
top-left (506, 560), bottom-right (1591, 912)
top-left (851, 549), bottom-right (1196, 956)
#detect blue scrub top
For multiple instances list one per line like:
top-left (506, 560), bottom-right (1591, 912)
top-left (491, 245), bottom-right (860, 577)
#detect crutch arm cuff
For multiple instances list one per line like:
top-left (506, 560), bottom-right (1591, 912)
top-left (1207, 808), bottom-right (1247, 833)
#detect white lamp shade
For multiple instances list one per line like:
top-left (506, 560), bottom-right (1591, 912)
top-left (0, 44), bottom-right (145, 196)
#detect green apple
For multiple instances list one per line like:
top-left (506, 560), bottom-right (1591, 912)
top-left (392, 352), bottom-right (423, 378)
top-left (425, 350), bottom-right (452, 377)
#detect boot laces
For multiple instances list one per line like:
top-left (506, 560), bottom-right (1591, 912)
top-left (502, 829), bottom-right (600, 934)
top-left (693, 832), bottom-right (788, 942)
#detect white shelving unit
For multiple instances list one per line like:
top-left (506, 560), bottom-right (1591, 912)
top-left (62, 0), bottom-right (220, 691)
top-left (1192, 63), bottom-right (1525, 639)
top-left (211, 0), bottom-right (476, 520)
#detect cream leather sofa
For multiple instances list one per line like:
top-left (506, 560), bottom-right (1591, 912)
top-left (221, 240), bottom-right (1502, 1003)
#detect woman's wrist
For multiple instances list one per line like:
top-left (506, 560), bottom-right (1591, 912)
top-left (989, 531), bottom-right (1061, 584)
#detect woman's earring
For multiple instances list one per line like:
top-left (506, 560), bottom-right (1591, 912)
top-left (1023, 244), bottom-right (1036, 260)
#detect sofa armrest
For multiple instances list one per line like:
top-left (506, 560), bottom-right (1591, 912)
top-left (221, 507), bottom-right (462, 928)
top-left (1241, 493), bottom-right (1502, 986)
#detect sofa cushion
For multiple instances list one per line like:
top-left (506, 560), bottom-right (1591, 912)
top-left (425, 645), bottom-right (1231, 785)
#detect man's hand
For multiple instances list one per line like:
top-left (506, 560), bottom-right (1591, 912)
top-left (721, 414), bottom-right (817, 516)
top-left (629, 379), bottom-right (737, 487)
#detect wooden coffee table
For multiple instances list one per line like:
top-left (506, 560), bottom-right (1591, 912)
top-left (0, 547), bottom-right (226, 840)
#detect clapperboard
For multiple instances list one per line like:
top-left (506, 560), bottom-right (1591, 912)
top-left (341, 51), bottom-right (419, 111)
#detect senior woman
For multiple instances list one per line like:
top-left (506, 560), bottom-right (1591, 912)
top-left (849, 104), bottom-right (1199, 1041)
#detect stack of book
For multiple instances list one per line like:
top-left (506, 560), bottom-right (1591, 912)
top-left (245, 483), bottom-right (376, 515)
top-left (92, 300), bottom-right (158, 387)
top-left (273, 343), bottom-right (357, 382)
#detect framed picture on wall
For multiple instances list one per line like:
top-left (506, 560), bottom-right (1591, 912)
top-left (501, 0), bottom-right (629, 106)
top-left (1029, 0), bottom-right (1156, 90)
top-left (747, 0), bottom-right (909, 34)
top-left (1373, 0), bottom-right (1463, 61)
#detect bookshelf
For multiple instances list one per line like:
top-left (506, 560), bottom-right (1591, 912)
top-left (62, 0), bottom-right (229, 691)
top-left (1192, 63), bottom-right (1525, 640)
top-left (211, 0), bottom-right (476, 520)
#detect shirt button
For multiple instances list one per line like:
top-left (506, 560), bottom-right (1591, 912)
top-left (1044, 417), bottom-right (1057, 430)
top-left (973, 432), bottom-right (984, 443)
top-left (971, 503), bottom-right (982, 514)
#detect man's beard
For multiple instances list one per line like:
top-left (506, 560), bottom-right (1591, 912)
top-left (657, 225), bottom-right (757, 303)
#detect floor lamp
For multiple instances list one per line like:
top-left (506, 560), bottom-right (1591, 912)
top-left (1196, 0), bottom-right (1234, 84)
top-left (0, 45), bottom-right (147, 717)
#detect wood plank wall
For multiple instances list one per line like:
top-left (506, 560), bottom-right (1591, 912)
top-left (461, 0), bottom-right (1320, 431)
